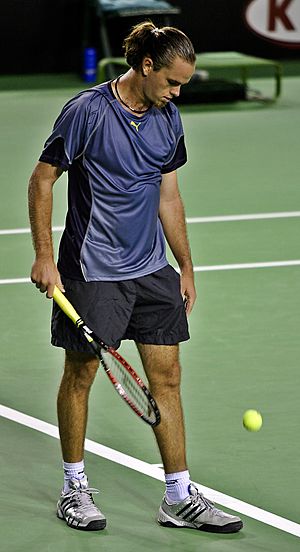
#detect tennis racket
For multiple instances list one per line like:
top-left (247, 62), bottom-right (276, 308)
top-left (52, 286), bottom-right (160, 427)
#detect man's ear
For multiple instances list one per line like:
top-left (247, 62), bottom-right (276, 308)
top-left (141, 56), bottom-right (153, 77)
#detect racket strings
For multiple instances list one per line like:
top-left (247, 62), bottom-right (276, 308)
top-left (103, 352), bottom-right (157, 422)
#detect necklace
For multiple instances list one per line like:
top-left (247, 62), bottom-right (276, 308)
top-left (114, 75), bottom-right (151, 114)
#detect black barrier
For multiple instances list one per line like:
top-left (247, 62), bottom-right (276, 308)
top-left (0, 0), bottom-right (299, 74)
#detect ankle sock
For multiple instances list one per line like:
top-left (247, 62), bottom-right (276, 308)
top-left (63, 460), bottom-right (85, 492)
top-left (165, 470), bottom-right (191, 504)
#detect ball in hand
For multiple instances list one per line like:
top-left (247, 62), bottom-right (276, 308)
top-left (243, 409), bottom-right (262, 432)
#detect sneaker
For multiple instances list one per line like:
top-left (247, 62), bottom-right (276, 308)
top-left (158, 484), bottom-right (243, 533)
top-left (57, 475), bottom-right (106, 531)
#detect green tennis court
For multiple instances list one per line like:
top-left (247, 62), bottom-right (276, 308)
top-left (1, 68), bottom-right (300, 551)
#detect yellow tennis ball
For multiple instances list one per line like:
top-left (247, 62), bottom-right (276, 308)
top-left (243, 409), bottom-right (262, 432)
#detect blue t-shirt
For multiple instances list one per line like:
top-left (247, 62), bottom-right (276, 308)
top-left (39, 82), bottom-right (187, 281)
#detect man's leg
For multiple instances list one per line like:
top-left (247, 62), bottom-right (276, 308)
top-left (136, 343), bottom-right (187, 473)
top-left (56, 350), bottom-right (106, 531)
top-left (57, 350), bottom-right (99, 462)
top-left (137, 342), bottom-right (243, 533)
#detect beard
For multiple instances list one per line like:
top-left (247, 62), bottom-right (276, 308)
top-left (153, 97), bottom-right (169, 109)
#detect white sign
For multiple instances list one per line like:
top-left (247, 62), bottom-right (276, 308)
top-left (245, 0), bottom-right (300, 47)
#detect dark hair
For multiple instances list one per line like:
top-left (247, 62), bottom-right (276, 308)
top-left (123, 20), bottom-right (196, 71)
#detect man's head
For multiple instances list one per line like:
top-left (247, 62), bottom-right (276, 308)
top-left (123, 21), bottom-right (196, 108)
top-left (123, 21), bottom-right (196, 72)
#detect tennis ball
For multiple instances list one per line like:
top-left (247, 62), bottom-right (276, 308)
top-left (243, 409), bottom-right (262, 432)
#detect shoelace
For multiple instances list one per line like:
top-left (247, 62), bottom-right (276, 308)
top-left (192, 491), bottom-right (228, 518)
top-left (67, 487), bottom-right (100, 513)
top-left (191, 491), bottom-right (214, 510)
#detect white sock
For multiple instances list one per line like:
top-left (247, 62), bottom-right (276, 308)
top-left (63, 460), bottom-right (85, 492)
top-left (165, 470), bottom-right (191, 504)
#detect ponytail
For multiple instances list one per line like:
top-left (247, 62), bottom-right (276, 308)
top-left (123, 20), bottom-right (195, 71)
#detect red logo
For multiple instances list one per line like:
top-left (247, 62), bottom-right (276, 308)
top-left (245, 0), bottom-right (300, 47)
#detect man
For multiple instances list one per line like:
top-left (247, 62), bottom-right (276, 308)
top-left (28, 21), bottom-right (243, 534)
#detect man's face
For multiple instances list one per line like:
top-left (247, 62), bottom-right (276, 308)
top-left (142, 56), bottom-right (195, 108)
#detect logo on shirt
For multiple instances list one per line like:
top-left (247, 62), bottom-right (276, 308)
top-left (130, 121), bottom-right (142, 132)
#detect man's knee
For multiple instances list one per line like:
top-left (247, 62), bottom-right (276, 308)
top-left (64, 350), bottom-right (99, 389)
top-left (158, 361), bottom-right (181, 390)
top-left (137, 344), bottom-right (182, 390)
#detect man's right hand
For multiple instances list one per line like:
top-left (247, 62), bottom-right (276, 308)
top-left (30, 259), bottom-right (65, 299)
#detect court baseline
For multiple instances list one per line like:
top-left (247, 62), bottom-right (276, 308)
top-left (0, 403), bottom-right (300, 538)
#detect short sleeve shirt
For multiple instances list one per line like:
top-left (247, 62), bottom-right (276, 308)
top-left (39, 82), bottom-right (187, 281)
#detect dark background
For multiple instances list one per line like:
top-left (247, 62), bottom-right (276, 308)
top-left (1, 0), bottom-right (299, 74)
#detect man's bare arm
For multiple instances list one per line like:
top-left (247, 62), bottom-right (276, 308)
top-left (28, 161), bottom-right (64, 298)
top-left (159, 170), bottom-right (196, 315)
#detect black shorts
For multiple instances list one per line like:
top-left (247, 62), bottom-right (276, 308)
top-left (51, 264), bottom-right (190, 351)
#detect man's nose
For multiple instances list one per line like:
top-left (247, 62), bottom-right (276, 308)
top-left (170, 85), bottom-right (181, 98)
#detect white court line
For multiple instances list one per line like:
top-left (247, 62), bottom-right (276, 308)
top-left (0, 226), bottom-right (64, 236)
top-left (0, 277), bottom-right (31, 285)
top-left (1, 403), bottom-right (300, 538)
top-left (186, 211), bottom-right (300, 223)
top-left (1, 260), bottom-right (300, 286)
top-left (193, 260), bottom-right (300, 271)
top-left (1, 211), bottom-right (300, 236)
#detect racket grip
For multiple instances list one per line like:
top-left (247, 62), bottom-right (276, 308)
top-left (52, 285), bottom-right (81, 325)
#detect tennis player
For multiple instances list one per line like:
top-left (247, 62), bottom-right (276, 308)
top-left (28, 21), bottom-right (243, 534)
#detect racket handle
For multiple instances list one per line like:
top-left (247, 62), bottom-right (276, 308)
top-left (53, 285), bottom-right (81, 325)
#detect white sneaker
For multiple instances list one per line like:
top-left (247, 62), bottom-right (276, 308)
top-left (57, 475), bottom-right (106, 531)
top-left (158, 483), bottom-right (243, 533)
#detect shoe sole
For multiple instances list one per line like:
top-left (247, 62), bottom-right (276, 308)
top-left (158, 508), bottom-right (243, 534)
top-left (57, 509), bottom-right (106, 531)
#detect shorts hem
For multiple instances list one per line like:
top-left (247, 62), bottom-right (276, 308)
top-left (51, 337), bottom-right (98, 353)
top-left (124, 331), bottom-right (190, 346)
